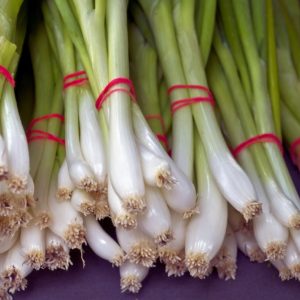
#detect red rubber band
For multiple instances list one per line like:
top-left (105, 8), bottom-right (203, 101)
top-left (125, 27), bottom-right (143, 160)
top-left (232, 133), bottom-right (283, 158)
top-left (170, 97), bottom-right (214, 113)
top-left (26, 114), bottom-right (65, 145)
top-left (156, 134), bottom-right (169, 150)
top-left (26, 113), bottom-right (65, 136)
top-left (27, 130), bottom-right (65, 146)
top-left (290, 138), bottom-right (300, 164)
top-left (168, 84), bottom-right (214, 96)
top-left (168, 84), bottom-right (215, 114)
top-left (63, 70), bottom-right (88, 89)
top-left (95, 77), bottom-right (136, 110)
top-left (0, 65), bottom-right (15, 87)
top-left (63, 70), bottom-right (86, 81)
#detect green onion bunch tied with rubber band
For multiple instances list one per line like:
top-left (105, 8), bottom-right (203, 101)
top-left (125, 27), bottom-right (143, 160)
top-left (2, 0), bottom-right (300, 298)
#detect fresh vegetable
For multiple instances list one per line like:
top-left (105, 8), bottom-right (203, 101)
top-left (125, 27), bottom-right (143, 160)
top-left (2, 1), bottom-right (300, 298)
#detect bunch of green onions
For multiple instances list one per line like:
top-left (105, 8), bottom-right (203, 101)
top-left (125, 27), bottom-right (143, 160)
top-left (0, 1), bottom-right (35, 297)
top-left (1, 0), bottom-right (300, 298)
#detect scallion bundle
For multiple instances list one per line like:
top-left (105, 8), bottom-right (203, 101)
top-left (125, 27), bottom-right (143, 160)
top-left (2, 1), bottom-right (300, 298)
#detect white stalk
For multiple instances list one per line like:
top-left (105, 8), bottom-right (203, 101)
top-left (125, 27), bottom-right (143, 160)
top-left (56, 159), bottom-right (75, 201)
top-left (71, 188), bottom-right (95, 216)
top-left (138, 144), bottom-right (175, 189)
top-left (116, 226), bottom-right (157, 268)
top-left (235, 227), bottom-right (266, 263)
top-left (214, 225), bottom-right (237, 280)
top-left (64, 84), bottom-right (98, 193)
top-left (138, 185), bottom-right (172, 246)
top-left (48, 168), bottom-right (85, 250)
top-left (158, 211), bottom-right (187, 277)
top-left (78, 87), bottom-right (107, 188)
top-left (0, 135), bottom-right (8, 180)
top-left (0, 252), bottom-right (5, 272)
top-left (271, 260), bottom-right (292, 281)
top-left (284, 238), bottom-right (300, 280)
top-left (246, 169), bottom-right (289, 260)
top-left (67, 159), bottom-right (98, 193)
top-left (265, 180), bottom-right (300, 229)
top-left (291, 229), bottom-right (300, 252)
top-left (253, 211), bottom-right (288, 261)
top-left (161, 160), bottom-right (197, 216)
top-left (45, 229), bottom-right (71, 270)
top-left (206, 148), bottom-right (259, 220)
top-left (107, 178), bottom-right (137, 229)
top-left (85, 215), bottom-right (124, 266)
top-left (119, 261), bottom-right (149, 294)
top-left (32, 171), bottom-right (51, 229)
top-left (185, 137), bottom-right (227, 279)
top-left (107, 0), bottom-right (145, 213)
top-left (132, 104), bottom-right (196, 215)
top-left (0, 231), bottom-right (19, 254)
top-left (2, 87), bottom-right (29, 195)
top-left (1, 242), bottom-right (32, 294)
top-left (20, 224), bottom-right (45, 270)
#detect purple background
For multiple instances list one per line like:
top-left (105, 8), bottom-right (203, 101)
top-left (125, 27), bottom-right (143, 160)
top-left (14, 156), bottom-right (300, 300)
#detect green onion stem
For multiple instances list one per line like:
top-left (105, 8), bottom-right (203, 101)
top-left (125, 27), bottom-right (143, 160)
top-left (52, 0), bottom-right (98, 96)
top-left (207, 54), bottom-right (263, 201)
top-left (159, 80), bottom-right (171, 135)
top-left (29, 23), bottom-right (55, 177)
top-left (129, 23), bottom-right (164, 138)
top-left (266, 0), bottom-right (281, 138)
top-left (277, 45), bottom-right (300, 123)
top-left (139, 0), bottom-right (194, 178)
top-left (279, 0), bottom-right (300, 79)
top-left (0, 37), bottom-right (17, 100)
top-left (43, 1), bottom-right (84, 164)
top-left (281, 102), bottom-right (300, 157)
top-left (195, 0), bottom-right (217, 66)
top-left (129, 1), bottom-right (155, 47)
top-left (285, 0), bottom-right (300, 35)
top-left (0, 0), bottom-right (24, 41)
top-left (33, 70), bottom-right (64, 215)
top-left (218, 0), bottom-right (252, 102)
top-left (212, 33), bottom-right (274, 183)
top-left (233, 0), bottom-right (300, 206)
top-left (53, 0), bottom-right (108, 139)
top-left (250, 0), bottom-right (265, 58)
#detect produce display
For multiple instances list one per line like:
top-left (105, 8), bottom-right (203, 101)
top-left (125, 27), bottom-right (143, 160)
top-left (0, 0), bottom-right (300, 298)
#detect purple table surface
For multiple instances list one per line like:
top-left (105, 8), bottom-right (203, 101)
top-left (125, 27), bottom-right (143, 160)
top-left (15, 156), bottom-right (300, 300)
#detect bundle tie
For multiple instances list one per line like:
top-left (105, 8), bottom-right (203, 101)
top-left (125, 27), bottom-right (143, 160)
top-left (27, 130), bottom-right (65, 146)
top-left (95, 77), bottom-right (136, 110)
top-left (0, 65), bottom-right (15, 87)
top-left (26, 113), bottom-right (65, 145)
top-left (26, 113), bottom-right (65, 136)
top-left (290, 138), bottom-right (300, 164)
top-left (232, 133), bottom-right (283, 158)
top-left (145, 114), bottom-right (169, 150)
top-left (168, 84), bottom-right (215, 114)
top-left (63, 70), bottom-right (88, 90)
